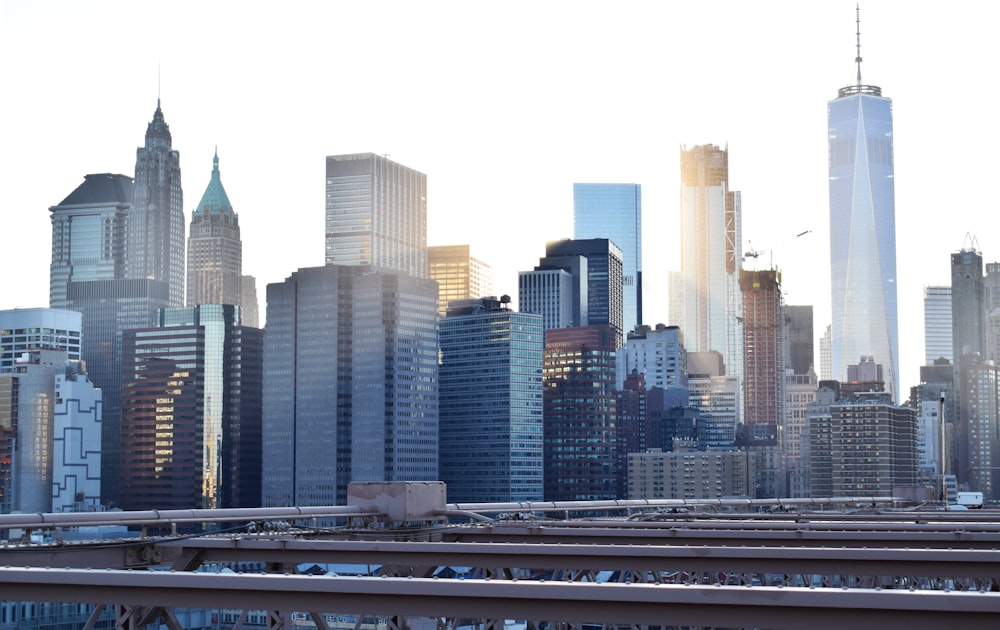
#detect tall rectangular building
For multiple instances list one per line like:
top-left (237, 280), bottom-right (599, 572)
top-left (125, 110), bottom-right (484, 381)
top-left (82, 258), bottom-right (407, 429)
top-left (325, 153), bottom-right (428, 278)
top-left (741, 269), bottom-right (784, 428)
top-left (439, 298), bottom-right (543, 502)
top-left (120, 305), bottom-right (263, 511)
top-left (49, 172), bottom-right (172, 507)
top-left (573, 183), bottom-right (642, 333)
top-left (784, 305), bottom-right (814, 376)
top-left (828, 20), bottom-right (899, 400)
top-left (951, 247), bottom-right (985, 488)
top-left (262, 265), bottom-right (439, 508)
top-left (544, 239), bottom-right (624, 348)
top-left (543, 326), bottom-right (617, 501)
top-left (924, 286), bottom-right (953, 365)
top-left (428, 245), bottom-right (494, 317)
top-left (674, 144), bottom-right (743, 387)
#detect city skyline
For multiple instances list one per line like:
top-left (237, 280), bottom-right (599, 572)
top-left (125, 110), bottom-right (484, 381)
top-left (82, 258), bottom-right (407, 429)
top-left (3, 2), bottom-right (1000, 394)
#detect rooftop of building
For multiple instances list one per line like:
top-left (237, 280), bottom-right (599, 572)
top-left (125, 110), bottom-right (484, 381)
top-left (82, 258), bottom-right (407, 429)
top-left (54, 173), bottom-right (133, 207)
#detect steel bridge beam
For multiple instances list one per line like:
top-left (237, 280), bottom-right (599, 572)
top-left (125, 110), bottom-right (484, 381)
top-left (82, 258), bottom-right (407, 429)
top-left (0, 567), bottom-right (997, 630)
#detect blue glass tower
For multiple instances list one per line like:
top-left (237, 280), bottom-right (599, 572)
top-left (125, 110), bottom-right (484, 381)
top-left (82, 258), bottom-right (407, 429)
top-left (439, 297), bottom-right (544, 502)
top-left (828, 11), bottom-right (899, 400)
top-left (574, 184), bottom-right (642, 333)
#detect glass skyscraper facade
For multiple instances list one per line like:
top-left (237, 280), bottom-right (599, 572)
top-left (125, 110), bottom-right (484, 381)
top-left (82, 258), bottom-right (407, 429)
top-left (49, 173), bottom-right (173, 507)
top-left (439, 298), bottom-right (543, 502)
top-left (828, 76), bottom-right (899, 400)
top-left (543, 325), bottom-right (617, 501)
top-left (428, 245), bottom-right (493, 317)
top-left (120, 304), bottom-right (262, 511)
top-left (325, 153), bottom-right (428, 279)
top-left (544, 239), bottom-right (624, 348)
top-left (130, 101), bottom-right (185, 308)
top-left (262, 265), bottom-right (439, 509)
top-left (573, 183), bottom-right (642, 333)
top-left (924, 286), bottom-right (953, 365)
top-left (675, 144), bottom-right (743, 404)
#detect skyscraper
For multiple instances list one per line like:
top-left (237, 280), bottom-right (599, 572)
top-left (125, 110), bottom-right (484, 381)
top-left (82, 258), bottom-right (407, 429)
top-left (130, 101), bottom-right (185, 307)
top-left (0, 349), bottom-right (101, 514)
top-left (543, 326), bottom-right (617, 501)
top-left (187, 151), bottom-right (243, 308)
top-left (574, 183), bottom-right (642, 332)
top-left (674, 144), bottom-right (743, 395)
top-left (544, 239), bottom-right (625, 348)
top-left (428, 245), bottom-right (494, 317)
top-left (740, 268), bottom-right (785, 498)
top-left (325, 153), bottom-right (428, 278)
top-left (439, 297), bottom-right (543, 502)
top-left (262, 265), bottom-right (439, 508)
top-left (828, 11), bottom-right (899, 400)
top-left (783, 305), bottom-right (814, 376)
top-left (924, 286), bottom-right (953, 365)
top-left (120, 305), bottom-right (262, 511)
top-left (49, 173), bottom-right (171, 507)
top-left (741, 269), bottom-right (784, 429)
top-left (951, 247), bottom-right (986, 489)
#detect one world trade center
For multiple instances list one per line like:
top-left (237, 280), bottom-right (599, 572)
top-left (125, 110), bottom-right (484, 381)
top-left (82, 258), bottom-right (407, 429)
top-left (828, 8), bottom-right (899, 400)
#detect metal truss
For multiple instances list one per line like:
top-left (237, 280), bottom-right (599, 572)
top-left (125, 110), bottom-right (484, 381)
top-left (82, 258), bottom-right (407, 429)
top-left (5, 501), bottom-right (1000, 628)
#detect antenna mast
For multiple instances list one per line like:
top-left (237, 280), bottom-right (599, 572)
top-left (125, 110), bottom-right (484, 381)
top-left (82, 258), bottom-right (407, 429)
top-left (855, 4), bottom-right (863, 89)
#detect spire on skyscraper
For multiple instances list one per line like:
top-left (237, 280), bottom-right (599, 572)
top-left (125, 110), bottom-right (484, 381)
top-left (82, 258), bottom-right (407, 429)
top-left (839, 5), bottom-right (880, 98)
top-left (194, 150), bottom-right (234, 216)
top-left (855, 4), bottom-right (863, 89)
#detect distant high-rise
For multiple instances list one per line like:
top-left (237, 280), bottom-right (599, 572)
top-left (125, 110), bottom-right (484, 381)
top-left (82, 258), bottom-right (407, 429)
top-left (574, 183), bottom-right (642, 332)
top-left (0, 349), bottom-right (101, 514)
top-left (428, 245), bottom-right (493, 317)
top-left (783, 305), bottom-right (814, 376)
top-left (687, 351), bottom-right (740, 449)
top-left (130, 101), bottom-right (185, 307)
top-left (741, 269), bottom-right (784, 428)
top-left (0, 308), bottom-right (82, 373)
top-left (519, 253), bottom-right (588, 331)
top-left (828, 10), bottom-right (899, 400)
top-left (544, 239), bottom-right (624, 348)
top-left (924, 286), bottom-right (953, 365)
top-left (543, 326), bottom-right (617, 501)
top-left (49, 173), bottom-right (131, 308)
top-left (439, 297), bottom-right (543, 502)
top-left (325, 153), bottom-right (428, 278)
top-left (674, 144), bottom-right (743, 385)
top-left (951, 247), bottom-right (986, 489)
top-left (120, 305), bottom-right (262, 511)
top-left (809, 391), bottom-right (917, 498)
top-left (616, 324), bottom-right (687, 391)
top-left (262, 265), bottom-right (439, 509)
top-left (49, 174), bottom-right (170, 507)
top-left (187, 151), bottom-right (243, 308)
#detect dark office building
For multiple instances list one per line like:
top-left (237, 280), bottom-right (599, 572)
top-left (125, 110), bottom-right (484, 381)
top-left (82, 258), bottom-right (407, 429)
top-left (543, 239), bottom-right (625, 348)
top-left (120, 305), bottom-right (262, 511)
top-left (543, 326), bottom-right (617, 501)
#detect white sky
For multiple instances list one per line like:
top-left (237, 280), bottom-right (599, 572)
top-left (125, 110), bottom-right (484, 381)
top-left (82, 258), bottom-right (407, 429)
top-left (1, 0), bottom-right (997, 394)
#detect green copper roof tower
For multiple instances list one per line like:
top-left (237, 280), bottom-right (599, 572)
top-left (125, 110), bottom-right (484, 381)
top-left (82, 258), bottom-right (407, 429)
top-left (186, 150), bottom-right (243, 309)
